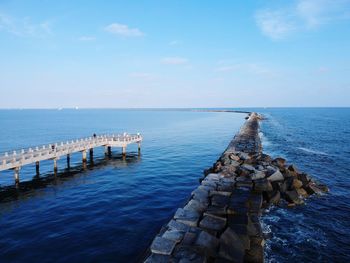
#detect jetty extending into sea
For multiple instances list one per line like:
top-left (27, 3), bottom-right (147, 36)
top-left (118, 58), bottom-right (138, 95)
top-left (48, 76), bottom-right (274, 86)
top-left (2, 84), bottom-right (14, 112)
top-left (144, 112), bottom-right (327, 262)
top-left (0, 133), bottom-right (142, 184)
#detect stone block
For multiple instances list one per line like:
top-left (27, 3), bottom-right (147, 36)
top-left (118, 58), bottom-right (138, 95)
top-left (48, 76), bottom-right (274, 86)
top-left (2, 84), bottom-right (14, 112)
top-left (211, 194), bottom-right (230, 207)
top-left (210, 190), bottom-right (232, 197)
top-left (285, 189), bottom-right (304, 205)
top-left (173, 246), bottom-right (206, 263)
top-left (241, 164), bottom-right (255, 173)
top-left (251, 171), bottom-right (265, 180)
top-left (182, 231), bottom-right (198, 246)
top-left (162, 230), bottom-right (184, 243)
top-left (174, 208), bottom-right (200, 227)
top-left (194, 230), bottom-right (219, 256)
top-left (253, 178), bottom-right (273, 192)
top-left (144, 253), bottom-right (171, 263)
top-left (199, 214), bottom-right (227, 232)
top-left (167, 219), bottom-right (190, 233)
top-left (204, 206), bottom-right (227, 217)
top-left (218, 228), bottom-right (245, 262)
top-left (150, 236), bottom-right (177, 255)
top-left (244, 244), bottom-right (264, 263)
top-left (184, 199), bottom-right (208, 213)
top-left (267, 170), bottom-right (284, 182)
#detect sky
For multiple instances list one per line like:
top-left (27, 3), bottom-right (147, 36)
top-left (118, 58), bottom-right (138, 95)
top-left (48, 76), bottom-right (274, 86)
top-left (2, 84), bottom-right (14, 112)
top-left (0, 0), bottom-right (350, 108)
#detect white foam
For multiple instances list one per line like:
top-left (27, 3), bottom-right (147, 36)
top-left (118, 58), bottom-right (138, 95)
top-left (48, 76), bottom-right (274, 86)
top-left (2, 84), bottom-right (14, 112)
top-left (297, 147), bottom-right (329, 156)
top-left (259, 131), bottom-right (272, 147)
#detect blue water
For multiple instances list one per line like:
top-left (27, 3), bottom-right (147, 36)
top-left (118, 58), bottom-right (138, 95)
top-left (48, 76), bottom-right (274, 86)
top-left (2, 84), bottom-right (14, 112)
top-left (253, 108), bottom-right (350, 262)
top-left (0, 109), bottom-right (245, 263)
top-left (0, 109), bottom-right (349, 262)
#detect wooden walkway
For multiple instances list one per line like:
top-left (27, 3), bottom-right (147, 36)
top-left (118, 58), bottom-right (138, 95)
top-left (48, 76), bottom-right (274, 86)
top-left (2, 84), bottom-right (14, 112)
top-left (0, 133), bottom-right (142, 184)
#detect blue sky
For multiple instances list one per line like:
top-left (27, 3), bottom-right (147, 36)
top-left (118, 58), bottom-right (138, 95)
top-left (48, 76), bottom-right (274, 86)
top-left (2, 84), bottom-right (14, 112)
top-left (0, 0), bottom-right (350, 108)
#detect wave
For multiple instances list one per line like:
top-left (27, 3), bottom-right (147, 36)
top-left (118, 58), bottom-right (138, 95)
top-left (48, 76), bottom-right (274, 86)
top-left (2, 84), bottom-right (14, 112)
top-left (297, 147), bottom-right (329, 156)
top-left (259, 131), bottom-right (272, 147)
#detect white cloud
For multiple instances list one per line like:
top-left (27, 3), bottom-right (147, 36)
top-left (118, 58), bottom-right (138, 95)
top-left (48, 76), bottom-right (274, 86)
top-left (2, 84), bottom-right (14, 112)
top-left (161, 57), bottom-right (188, 65)
top-left (297, 0), bottom-right (350, 27)
top-left (215, 66), bottom-right (237, 72)
top-left (129, 72), bottom-right (156, 80)
top-left (104, 23), bottom-right (144, 37)
top-left (255, 9), bottom-right (297, 40)
top-left (78, 36), bottom-right (95, 41)
top-left (318, 66), bottom-right (330, 73)
top-left (0, 12), bottom-right (52, 37)
top-left (169, 40), bottom-right (182, 46)
top-left (215, 62), bottom-right (276, 77)
top-left (255, 0), bottom-right (350, 40)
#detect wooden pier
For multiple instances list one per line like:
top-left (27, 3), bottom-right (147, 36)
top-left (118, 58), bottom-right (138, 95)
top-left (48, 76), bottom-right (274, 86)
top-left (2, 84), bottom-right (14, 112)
top-left (0, 133), bottom-right (142, 184)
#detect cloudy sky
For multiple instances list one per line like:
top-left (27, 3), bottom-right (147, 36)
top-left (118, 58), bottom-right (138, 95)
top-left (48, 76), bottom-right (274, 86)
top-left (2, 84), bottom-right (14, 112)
top-left (0, 0), bottom-right (350, 108)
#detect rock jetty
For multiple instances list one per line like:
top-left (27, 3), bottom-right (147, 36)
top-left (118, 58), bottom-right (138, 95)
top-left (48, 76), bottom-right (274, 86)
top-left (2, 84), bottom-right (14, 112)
top-left (144, 112), bottom-right (328, 263)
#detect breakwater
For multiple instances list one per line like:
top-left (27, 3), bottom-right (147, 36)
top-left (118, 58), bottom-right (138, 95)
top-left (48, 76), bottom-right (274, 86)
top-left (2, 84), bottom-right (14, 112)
top-left (144, 112), bottom-right (328, 262)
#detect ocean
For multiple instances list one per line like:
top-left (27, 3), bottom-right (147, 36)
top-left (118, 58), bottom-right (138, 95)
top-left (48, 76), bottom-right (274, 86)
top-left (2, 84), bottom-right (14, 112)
top-left (0, 109), bottom-right (244, 262)
top-left (0, 108), bottom-right (349, 262)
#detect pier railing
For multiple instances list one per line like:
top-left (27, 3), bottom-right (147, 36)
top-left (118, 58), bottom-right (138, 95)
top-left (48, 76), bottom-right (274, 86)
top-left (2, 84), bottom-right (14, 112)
top-left (0, 133), bottom-right (142, 183)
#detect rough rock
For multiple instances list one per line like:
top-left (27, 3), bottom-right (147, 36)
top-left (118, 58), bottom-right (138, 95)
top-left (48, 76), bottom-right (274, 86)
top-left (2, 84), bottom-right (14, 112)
top-left (273, 157), bottom-right (286, 168)
top-left (285, 189), bottom-right (304, 205)
top-left (296, 188), bottom-right (308, 197)
top-left (269, 190), bottom-right (281, 204)
top-left (229, 153), bottom-right (240, 161)
top-left (241, 164), bottom-right (256, 173)
top-left (292, 179), bottom-right (303, 189)
top-left (254, 178), bottom-right (273, 192)
top-left (251, 171), bottom-right (266, 180)
top-left (244, 244), bottom-right (264, 263)
top-left (267, 170), bottom-right (284, 182)
top-left (288, 164), bottom-right (300, 174)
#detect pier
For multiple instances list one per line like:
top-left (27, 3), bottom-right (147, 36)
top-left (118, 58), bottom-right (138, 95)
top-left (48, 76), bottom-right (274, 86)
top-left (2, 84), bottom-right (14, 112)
top-left (0, 133), bottom-right (142, 184)
top-left (144, 113), bottom-right (327, 263)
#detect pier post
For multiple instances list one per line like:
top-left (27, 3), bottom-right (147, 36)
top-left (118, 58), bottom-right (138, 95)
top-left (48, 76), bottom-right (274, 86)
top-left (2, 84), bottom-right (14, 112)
top-left (14, 167), bottom-right (20, 184)
top-left (122, 146), bottom-right (126, 156)
top-left (89, 148), bottom-right (93, 159)
top-left (82, 150), bottom-right (87, 162)
top-left (105, 146), bottom-right (111, 156)
top-left (53, 158), bottom-right (58, 171)
top-left (67, 154), bottom-right (70, 168)
top-left (138, 142), bottom-right (141, 154)
top-left (35, 161), bottom-right (40, 176)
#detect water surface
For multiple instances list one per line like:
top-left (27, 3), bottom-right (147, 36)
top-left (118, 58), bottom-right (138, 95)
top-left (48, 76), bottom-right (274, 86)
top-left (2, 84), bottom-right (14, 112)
top-left (0, 109), bottom-right (245, 262)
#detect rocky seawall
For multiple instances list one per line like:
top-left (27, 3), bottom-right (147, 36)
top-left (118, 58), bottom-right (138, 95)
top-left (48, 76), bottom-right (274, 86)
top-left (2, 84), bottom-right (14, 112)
top-left (144, 112), bottom-right (328, 263)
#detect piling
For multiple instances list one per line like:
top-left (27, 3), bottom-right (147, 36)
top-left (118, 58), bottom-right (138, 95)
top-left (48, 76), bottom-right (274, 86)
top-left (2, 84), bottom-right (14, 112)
top-left (82, 150), bottom-right (87, 163)
top-left (35, 161), bottom-right (40, 175)
top-left (67, 154), bottom-right (70, 168)
top-left (53, 158), bottom-right (58, 171)
top-left (0, 133), bottom-right (143, 185)
top-left (14, 167), bottom-right (20, 184)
